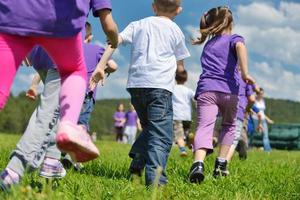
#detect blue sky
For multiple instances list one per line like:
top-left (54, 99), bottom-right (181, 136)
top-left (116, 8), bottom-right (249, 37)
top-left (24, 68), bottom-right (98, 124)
top-left (12, 0), bottom-right (300, 101)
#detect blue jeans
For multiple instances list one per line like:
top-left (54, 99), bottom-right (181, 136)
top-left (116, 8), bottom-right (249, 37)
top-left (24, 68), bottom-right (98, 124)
top-left (78, 93), bottom-right (95, 132)
top-left (253, 119), bottom-right (272, 151)
top-left (128, 88), bottom-right (173, 186)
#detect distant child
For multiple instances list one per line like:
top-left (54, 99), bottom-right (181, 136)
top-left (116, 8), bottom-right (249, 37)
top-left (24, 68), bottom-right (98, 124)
top-left (113, 103), bottom-right (126, 143)
top-left (0, 0), bottom-right (118, 186)
top-left (0, 22), bottom-right (117, 188)
top-left (188, 6), bottom-right (255, 184)
top-left (172, 70), bottom-right (195, 156)
top-left (90, 0), bottom-right (190, 186)
top-left (124, 104), bottom-right (141, 145)
top-left (225, 73), bottom-right (256, 162)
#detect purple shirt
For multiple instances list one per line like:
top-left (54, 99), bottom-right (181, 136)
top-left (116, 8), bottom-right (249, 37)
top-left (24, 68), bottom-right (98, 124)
top-left (237, 77), bottom-right (254, 120)
top-left (0, 0), bottom-right (112, 38)
top-left (83, 43), bottom-right (105, 98)
top-left (113, 111), bottom-right (126, 128)
top-left (125, 111), bottom-right (138, 127)
top-left (29, 43), bottom-right (105, 98)
top-left (195, 34), bottom-right (244, 98)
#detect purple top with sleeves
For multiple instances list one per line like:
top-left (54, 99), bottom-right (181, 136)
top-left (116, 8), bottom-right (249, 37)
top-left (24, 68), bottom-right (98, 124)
top-left (0, 0), bottom-right (112, 38)
top-left (195, 34), bottom-right (244, 98)
top-left (113, 111), bottom-right (126, 128)
top-left (83, 43), bottom-right (105, 99)
top-left (236, 77), bottom-right (254, 120)
top-left (125, 111), bottom-right (138, 127)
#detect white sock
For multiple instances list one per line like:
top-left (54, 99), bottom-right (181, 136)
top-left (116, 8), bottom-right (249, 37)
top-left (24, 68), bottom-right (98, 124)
top-left (44, 157), bottom-right (60, 165)
top-left (193, 160), bottom-right (204, 164)
top-left (217, 157), bottom-right (226, 163)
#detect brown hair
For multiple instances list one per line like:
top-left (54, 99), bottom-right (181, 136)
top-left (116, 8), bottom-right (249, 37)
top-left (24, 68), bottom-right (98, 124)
top-left (176, 70), bottom-right (188, 84)
top-left (85, 22), bottom-right (92, 39)
top-left (193, 6), bottom-right (233, 45)
top-left (154, 0), bottom-right (181, 13)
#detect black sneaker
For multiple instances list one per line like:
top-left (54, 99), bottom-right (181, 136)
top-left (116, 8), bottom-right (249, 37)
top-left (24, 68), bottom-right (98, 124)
top-left (189, 162), bottom-right (205, 184)
top-left (213, 159), bottom-right (229, 178)
top-left (129, 155), bottom-right (145, 177)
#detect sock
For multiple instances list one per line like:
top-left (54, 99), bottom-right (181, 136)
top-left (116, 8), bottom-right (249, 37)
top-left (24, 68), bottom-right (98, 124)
top-left (217, 157), bottom-right (227, 163)
top-left (193, 160), bottom-right (203, 164)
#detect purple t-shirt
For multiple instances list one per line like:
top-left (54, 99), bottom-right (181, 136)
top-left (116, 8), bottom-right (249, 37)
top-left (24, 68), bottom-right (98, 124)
top-left (0, 0), bottom-right (112, 38)
top-left (195, 34), bottom-right (244, 98)
top-left (237, 77), bottom-right (254, 120)
top-left (113, 111), bottom-right (126, 128)
top-left (29, 43), bottom-right (105, 98)
top-left (83, 43), bottom-right (105, 98)
top-left (125, 111), bottom-right (138, 127)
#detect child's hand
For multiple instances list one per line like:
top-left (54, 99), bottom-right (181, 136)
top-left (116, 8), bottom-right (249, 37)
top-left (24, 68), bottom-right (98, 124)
top-left (26, 87), bottom-right (38, 101)
top-left (89, 68), bottom-right (106, 91)
top-left (242, 74), bottom-right (255, 85)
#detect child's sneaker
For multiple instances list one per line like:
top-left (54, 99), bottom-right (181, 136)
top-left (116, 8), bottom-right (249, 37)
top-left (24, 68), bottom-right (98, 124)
top-left (179, 147), bottom-right (188, 157)
top-left (189, 161), bottom-right (205, 184)
top-left (213, 158), bottom-right (229, 178)
top-left (56, 121), bottom-right (100, 162)
top-left (0, 169), bottom-right (20, 190)
top-left (61, 154), bottom-right (84, 171)
top-left (39, 160), bottom-right (66, 179)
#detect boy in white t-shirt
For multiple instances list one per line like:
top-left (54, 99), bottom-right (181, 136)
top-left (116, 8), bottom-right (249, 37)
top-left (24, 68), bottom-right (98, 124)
top-left (172, 70), bottom-right (194, 157)
top-left (90, 0), bottom-right (190, 186)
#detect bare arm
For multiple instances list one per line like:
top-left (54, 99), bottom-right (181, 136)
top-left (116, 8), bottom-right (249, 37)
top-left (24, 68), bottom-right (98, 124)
top-left (176, 60), bottom-right (185, 73)
top-left (97, 9), bottom-right (119, 48)
top-left (265, 115), bottom-right (274, 124)
top-left (236, 42), bottom-right (255, 84)
top-left (26, 73), bottom-right (41, 101)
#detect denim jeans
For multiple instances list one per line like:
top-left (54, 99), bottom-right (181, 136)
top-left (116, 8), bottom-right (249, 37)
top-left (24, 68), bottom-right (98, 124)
top-left (253, 119), bottom-right (272, 151)
top-left (128, 88), bottom-right (173, 186)
top-left (78, 93), bottom-right (95, 132)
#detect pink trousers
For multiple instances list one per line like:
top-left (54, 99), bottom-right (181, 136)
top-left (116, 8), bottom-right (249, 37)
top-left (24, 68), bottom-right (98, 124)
top-left (0, 33), bottom-right (87, 124)
top-left (194, 91), bottom-right (238, 153)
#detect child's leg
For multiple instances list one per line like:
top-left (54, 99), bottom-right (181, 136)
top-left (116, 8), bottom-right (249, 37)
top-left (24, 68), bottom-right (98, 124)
top-left (143, 89), bottom-right (173, 186)
top-left (262, 120), bottom-right (272, 151)
top-left (0, 33), bottom-right (34, 110)
top-left (38, 34), bottom-right (87, 124)
top-left (78, 95), bottom-right (94, 132)
top-left (7, 69), bottom-right (61, 177)
top-left (193, 92), bottom-right (219, 161)
top-left (226, 119), bottom-right (243, 162)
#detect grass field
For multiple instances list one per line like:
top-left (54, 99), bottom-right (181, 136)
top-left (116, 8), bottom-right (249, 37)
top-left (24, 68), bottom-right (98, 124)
top-left (0, 134), bottom-right (299, 200)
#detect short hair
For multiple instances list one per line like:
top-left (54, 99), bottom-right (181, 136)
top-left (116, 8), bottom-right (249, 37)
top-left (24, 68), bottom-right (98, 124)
top-left (85, 22), bottom-right (92, 39)
top-left (154, 0), bottom-right (181, 13)
top-left (176, 70), bottom-right (188, 84)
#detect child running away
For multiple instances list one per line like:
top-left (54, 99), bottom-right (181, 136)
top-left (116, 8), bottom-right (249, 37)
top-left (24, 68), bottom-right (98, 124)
top-left (172, 70), bottom-right (195, 157)
top-left (188, 6), bottom-right (255, 184)
top-left (0, 0), bottom-right (118, 164)
top-left (90, 0), bottom-right (190, 186)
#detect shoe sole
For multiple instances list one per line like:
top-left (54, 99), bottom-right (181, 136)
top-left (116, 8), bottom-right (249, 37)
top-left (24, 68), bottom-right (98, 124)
top-left (189, 172), bottom-right (204, 184)
top-left (56, 133), bottom-right (99, 162)
top-left (39, 171), bottom-right (66, 179)
top-left (180, 152), bottom-right (188, 157)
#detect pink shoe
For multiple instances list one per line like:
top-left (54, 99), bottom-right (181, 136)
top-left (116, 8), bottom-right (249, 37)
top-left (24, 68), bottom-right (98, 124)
top-left (56, 121), bottom-right (100, 162)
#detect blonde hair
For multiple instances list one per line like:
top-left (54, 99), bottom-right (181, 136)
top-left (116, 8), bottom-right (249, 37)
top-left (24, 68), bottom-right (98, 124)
top-left (193, 6), bottom-right (233, 45)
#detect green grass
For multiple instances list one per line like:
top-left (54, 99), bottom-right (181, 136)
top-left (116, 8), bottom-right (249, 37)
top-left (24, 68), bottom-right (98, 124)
top-left (0, 134), bottom-right (299, 200)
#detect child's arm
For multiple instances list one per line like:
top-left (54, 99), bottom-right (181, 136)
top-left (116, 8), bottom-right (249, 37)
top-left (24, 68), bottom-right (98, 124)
top-left (236, 42), bottom-right (255, 84)
top-left (265, 115), bottom-right (274, 124)
top-left (176, 60), bottom-right (185, 73)
top-left (90, 36), bottom-right (123, 90)
top-left (26, 73), bottom-right (41, 101)
top-left (137, 119), bottom-right (142, 131)
top-left (105, 59), bottom-right (118, 74)
top-left (97, 9), bottom-right (119, 48)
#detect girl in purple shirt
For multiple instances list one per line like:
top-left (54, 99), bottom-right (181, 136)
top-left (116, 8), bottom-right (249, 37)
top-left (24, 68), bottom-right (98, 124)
top-left (113, 103), bottom-right (126, 143)
top-left (0, 0), bottom-right (118, 164)
top-left (188, 6), bottom-right (255, 184)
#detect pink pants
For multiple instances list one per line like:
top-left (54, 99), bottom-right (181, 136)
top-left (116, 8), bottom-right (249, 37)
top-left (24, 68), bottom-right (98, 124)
top-left (0, 33), bottom-right (87, 124)
top-left (194, 91), bottom-right (238, 153)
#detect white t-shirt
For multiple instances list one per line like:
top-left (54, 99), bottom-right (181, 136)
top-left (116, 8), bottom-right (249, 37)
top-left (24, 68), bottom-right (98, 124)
top-left (172, 84), bottom-right (195, 121)
top-left (120, 16), bottom-right (190, 92)
top-left (253, 99), bottom-right (266, 120)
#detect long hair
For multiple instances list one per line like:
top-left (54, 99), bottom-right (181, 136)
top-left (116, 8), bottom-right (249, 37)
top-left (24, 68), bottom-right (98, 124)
top-left (193, 6), bottom-right (233, 45)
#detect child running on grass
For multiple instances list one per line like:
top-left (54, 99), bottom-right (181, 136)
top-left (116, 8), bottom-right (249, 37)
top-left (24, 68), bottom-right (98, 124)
top-left (124, 104), bottom-right (141, 145)
top-left (172, 70), bottom-right (195, 157)
top-left (0, 0), bottom-right (118, 167)
top-left (188, 6), bottom-right (255, 184)
top-left (90, 0), bottom-right (190, 186)
top-left (113, 103), bottom-right (126, 143)
top-left (0, 21), bottom-right (118, 189)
